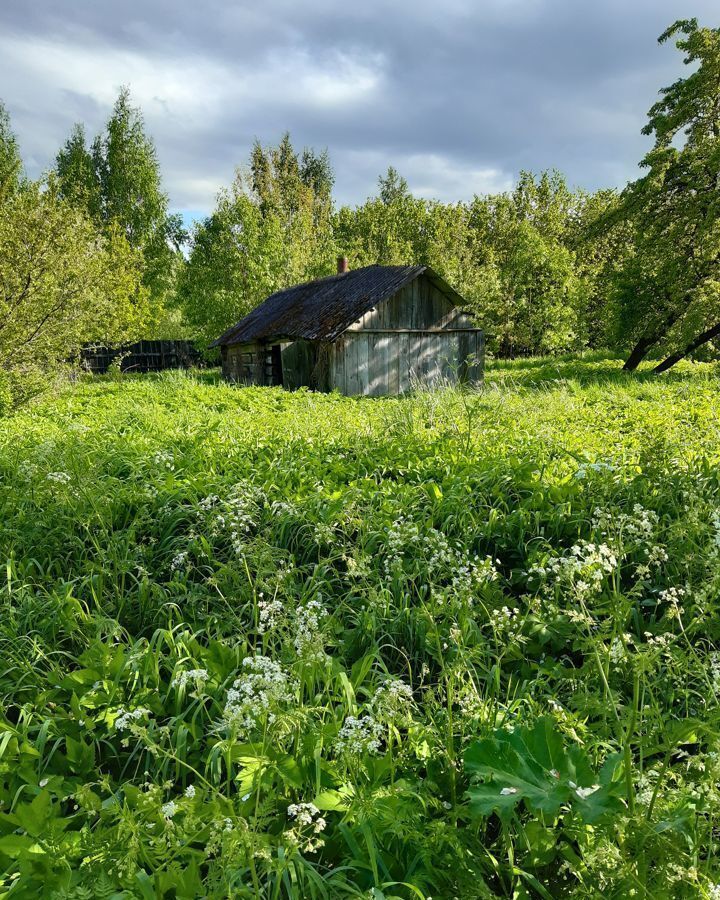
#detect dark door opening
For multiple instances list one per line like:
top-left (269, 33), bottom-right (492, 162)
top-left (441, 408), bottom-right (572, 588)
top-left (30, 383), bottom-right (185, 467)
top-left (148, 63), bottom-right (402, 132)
top-left (263, 344), bottom-right (284, 386)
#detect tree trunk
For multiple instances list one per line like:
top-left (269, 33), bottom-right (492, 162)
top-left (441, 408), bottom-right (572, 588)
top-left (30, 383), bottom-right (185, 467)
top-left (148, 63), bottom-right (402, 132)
top-left (623, 336), bottom-right (659, 371)
top-left (622, 302), bottom-right (690, 370)
top-left (652, 321), bottom-right (720, 373)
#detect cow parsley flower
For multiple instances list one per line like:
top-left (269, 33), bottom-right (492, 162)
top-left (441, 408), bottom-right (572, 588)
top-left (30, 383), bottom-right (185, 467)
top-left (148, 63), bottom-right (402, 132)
top-left (171, 668), bottom-right (209, 690)
top-left (115, 707), bottom-right (151, 731)
top-left (170, 551), bottom-right (189, 572)
top-left (287, 802), bottom-right (326, 832)
top-left (285, 802), bottom-right (327, 853)
top-left (153, 450), bottom-right (175, 471)
top-left (198, 494), bottom-right (219, 511)
top-left (184, 785), bottom-right (196, 799)
top-left (335, 715), bottom-right (383, 756)
top-left (223, 655), bottom-right (293, 736)
top-left (710, 652), bottom-right (720, 694)
top-left (161, 800), bottom-right (178, 818)
top-left (46, 471), bottom-right (71, 484)
top-left (370, 678), bottom-right (414, 722)
top-left (258, 597), bottom-right (284, 633)
top-left (294, 599), bottom-right (327, 661)
top-left (532, 540), bottom-right (617, 599)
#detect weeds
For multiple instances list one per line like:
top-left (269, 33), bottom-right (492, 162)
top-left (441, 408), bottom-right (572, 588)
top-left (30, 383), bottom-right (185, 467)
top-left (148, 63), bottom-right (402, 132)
top-left (0, 359), bottom-right (718, 896)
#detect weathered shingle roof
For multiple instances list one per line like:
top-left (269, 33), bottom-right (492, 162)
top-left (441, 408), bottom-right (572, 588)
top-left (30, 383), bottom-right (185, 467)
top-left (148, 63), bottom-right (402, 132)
top-left (212, 264), bottom-right (464, 347)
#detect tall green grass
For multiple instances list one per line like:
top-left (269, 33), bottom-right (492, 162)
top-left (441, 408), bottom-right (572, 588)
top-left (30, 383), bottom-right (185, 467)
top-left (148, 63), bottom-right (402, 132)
top-left (0, 358), bottom-right (719, 897)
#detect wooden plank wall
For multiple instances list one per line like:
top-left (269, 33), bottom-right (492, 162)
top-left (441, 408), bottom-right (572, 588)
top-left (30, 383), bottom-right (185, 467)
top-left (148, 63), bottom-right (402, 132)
top-left (345, 274), bottom-right (474, 332)
top-left (222, 272), bottom-right (484, 394)
top-left (332, 330), bottom-right (484, 396)
top-left (224, 342), bottom-right (284, 386)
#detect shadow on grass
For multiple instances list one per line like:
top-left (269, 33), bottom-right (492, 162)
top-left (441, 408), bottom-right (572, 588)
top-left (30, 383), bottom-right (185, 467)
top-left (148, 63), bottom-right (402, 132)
top-left (484, 352), bottom-right (720, 390)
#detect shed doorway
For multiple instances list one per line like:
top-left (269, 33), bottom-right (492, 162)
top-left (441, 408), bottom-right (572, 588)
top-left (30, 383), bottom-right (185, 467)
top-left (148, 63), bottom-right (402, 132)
top-left (264, 344), bottom-right (283, 386)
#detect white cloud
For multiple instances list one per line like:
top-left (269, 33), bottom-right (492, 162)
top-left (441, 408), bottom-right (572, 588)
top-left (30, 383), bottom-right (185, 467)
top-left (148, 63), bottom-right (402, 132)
top-left (0, 33), bottom-right (384, 120)
top-left (402, 153), bottom-right (513, 201)
top-left (2, 0), bottom-right (717, 218)
top-left (336, 149), bottom-right (513, 205)
top-left (0, 31), bottom-right (385, 212)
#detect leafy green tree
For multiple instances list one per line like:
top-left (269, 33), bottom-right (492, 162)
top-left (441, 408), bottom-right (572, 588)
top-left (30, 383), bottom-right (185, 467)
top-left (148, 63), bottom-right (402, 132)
top-left (0, 100), bottom-right (22, 202)
top-left (178, 133), bottom-right (337, 345)
top-left (566, 188), bottom-right (631, 349)
top-left (378, 166), bottom-right (410, 205)
top-left (467, 173), bottom-right (584, 355)
top-left (613, 19), bottom-right (720, 370)
top-left (176, 177), bottom-right (282, 346)
top-left (249, 133), bottom-right (335, 278)
top-left (90, 88), bottom-right (168, 246)
top-left (55, 89), bottom-right (184, 333)
top-left (56, 123), bottom-right (99, 214)
top-left (0, 178), bottom-right (144, 407)
top-left (178, 134), bottom-right (337, 346)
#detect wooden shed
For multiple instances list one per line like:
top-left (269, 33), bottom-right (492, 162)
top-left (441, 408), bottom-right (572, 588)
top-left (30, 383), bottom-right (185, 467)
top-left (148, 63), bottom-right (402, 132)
top-left (212, 260), bottom-right (483, 396)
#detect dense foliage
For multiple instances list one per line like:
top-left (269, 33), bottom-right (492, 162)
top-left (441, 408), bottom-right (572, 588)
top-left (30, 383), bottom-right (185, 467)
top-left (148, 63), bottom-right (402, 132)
top-left (176, 137), bottom-right (335, 346)
top-left (176, 18), bottom-right (720, 368)
top-left (55, 88), bottom-right (186, 336)
top-left (0, 177), bottom-right (144, 410)
top-left (612, 19), bottom-right (720, 372)
top-left (1, 358), bottom-right (720, 896)
top-left (2, 17), bottom-right (720, 394)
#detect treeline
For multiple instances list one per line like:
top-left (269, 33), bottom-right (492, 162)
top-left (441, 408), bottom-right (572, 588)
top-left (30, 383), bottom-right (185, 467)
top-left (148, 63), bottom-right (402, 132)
top-left (179, 153), bottom-right (613, 357)
top-left (0, 90), bottom-right (184, 408)
top-left (0, 17), bottom-right (719, 407)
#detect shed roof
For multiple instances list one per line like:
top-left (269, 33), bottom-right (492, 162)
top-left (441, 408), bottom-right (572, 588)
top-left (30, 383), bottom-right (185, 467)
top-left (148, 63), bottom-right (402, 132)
top-left (212, 264), bottom-right (467, 347)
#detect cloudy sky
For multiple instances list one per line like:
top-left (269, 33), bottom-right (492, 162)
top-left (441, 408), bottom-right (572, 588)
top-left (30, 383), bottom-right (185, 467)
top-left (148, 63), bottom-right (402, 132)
top-left (1, 0), bottom-right (717, 226)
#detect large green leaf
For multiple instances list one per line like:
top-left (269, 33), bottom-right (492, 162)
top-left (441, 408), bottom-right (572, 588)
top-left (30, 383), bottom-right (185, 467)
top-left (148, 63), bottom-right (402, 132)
top-left (464, 717), bottom-right (623, 824)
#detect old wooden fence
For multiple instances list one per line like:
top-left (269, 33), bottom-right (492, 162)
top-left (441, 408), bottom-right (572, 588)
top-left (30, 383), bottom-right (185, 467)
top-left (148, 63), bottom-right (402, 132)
top-left (80, 341), bottom-right (203, 374)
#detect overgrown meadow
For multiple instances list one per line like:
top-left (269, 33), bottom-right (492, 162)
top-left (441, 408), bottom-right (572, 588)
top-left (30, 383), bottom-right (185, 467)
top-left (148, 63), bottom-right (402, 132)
top-left (1, 356), bottom-right (720, 898)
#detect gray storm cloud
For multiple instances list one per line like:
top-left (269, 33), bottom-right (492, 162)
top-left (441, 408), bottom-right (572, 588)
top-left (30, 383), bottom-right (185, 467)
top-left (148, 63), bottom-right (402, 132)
top-left (1, 0), bottom-right (717, 222)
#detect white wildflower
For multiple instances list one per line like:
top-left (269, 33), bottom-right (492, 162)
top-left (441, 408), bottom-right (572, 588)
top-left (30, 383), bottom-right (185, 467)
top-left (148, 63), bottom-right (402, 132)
top-left (286, 802), bottom-right (326, 853)
top-left (609, 637), bottom-right (626, 664)
top-left (370, 678), bottom-right (414, 722)
top-left (287, 802), bottom-right (326, 832)
top-left (294, 599), bottom-right (328, 661)
top-left (258, 597), bottom-right (284, 633)
top-left (115, 707), bottom-right (151, 731)
top-left (711, 511), bottom-right (720, 556)
top-left (171, 668), bottom-right (209, 690)
top-left (335, 715), bottom-right (383, 756)
top-left (153, 450), bottom-right (175, 471)
top-left (710, 652), bottom-right (720, 694)
top-left (184, 785), bottom-right (196, 799)
top-left (223, 655), bottom-right (293, 736)
top-left (46, 471), bottom-right (71, 484)
top-left (170, 551), bottom-right (189, 572)
top-left (162, 801), bottom-right (178, 819)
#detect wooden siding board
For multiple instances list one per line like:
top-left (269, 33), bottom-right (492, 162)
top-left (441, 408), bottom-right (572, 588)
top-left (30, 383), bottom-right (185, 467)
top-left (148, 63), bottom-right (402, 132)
top-left (367, 334), bottom-right (378, 396)
top-left (356, 334), bottom-right (369, 395)
top-left (345, 335), bottom-right (360, 395)
top-left (333, 338), bottom-right (345, 393)
top-left (398, 332), bottom-right (410, 393)
top-left (388, 332), bottom-right (400, 395)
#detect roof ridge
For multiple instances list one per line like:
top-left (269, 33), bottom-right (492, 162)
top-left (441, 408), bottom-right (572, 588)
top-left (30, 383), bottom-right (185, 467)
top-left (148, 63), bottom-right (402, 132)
top-left (212, 264), bottom-right (435, 347)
